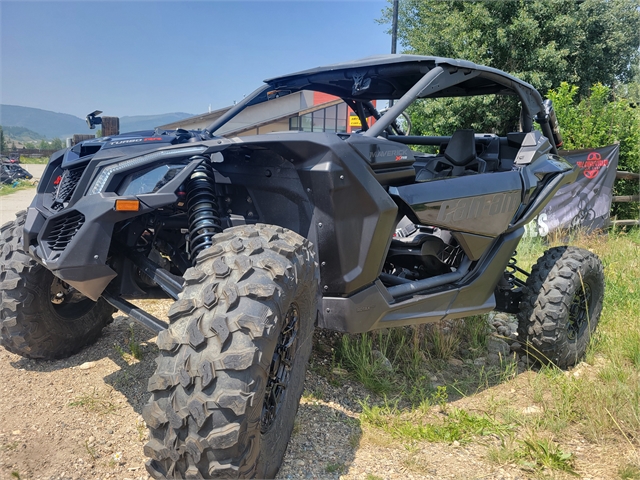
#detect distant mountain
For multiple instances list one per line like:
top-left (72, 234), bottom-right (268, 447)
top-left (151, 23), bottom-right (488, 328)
top-left (0, 104), bottom-right (90, 139)
top-left (1, 125), bottom-right (46, 142)
top-left (0, 105), bottom-right (196, 139)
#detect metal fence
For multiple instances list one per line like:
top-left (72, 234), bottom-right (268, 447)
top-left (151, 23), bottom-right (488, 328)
top-left (5, 149), bottom-right (60, 157)
top-left (612, 170), bottom-right (640, 227)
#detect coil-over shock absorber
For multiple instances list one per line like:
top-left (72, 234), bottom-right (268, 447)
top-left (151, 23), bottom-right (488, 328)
top-left (186, 157), bottom-right (222, 263)
top-left (495, 251), bottom-right (530, 313)
top-left (505, 251), bottom-right (528, 288)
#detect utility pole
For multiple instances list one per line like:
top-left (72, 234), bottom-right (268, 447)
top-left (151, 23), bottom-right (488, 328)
top-left (389, 0), bottom-right (399, 107)
top-left (391, 0), bottom-right (399, 55)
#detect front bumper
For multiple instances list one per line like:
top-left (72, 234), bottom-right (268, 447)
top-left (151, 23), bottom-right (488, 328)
top-left (24, 157), bottom-right (204, 301)
top-left (24, 195), bottom-right (146, 301)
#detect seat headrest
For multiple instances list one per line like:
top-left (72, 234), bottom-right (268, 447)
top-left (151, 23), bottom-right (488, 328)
top-left (444, 129), bottom-right (476, 166)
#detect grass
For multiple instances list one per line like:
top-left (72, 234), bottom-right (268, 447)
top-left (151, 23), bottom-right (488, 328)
top-left (426, 320), bottom-right (461, 360)
top-left (619, 464), bottom-right (640, 480)
top-left (460, 315), bottom-right (490, 352)
top-left (360, 395), bottom-right (515, 444)
top-left (84, 440), bottom-right (97, 460)
top-left (336, 314), bottom-right (504, 405)
top-left (331, 228), bottom-right (640, 477)
top-left (325, 462), bottom-right (345, 474)
top-left (135, 418), bottom-right (147, 442)
top-left (19, 156), bottom-right (49, 164)
top-left (490, 435), bottom-right (578, 475)
top-left (128, 325), bottom-right (143, 360)
top-left (337, 332), bottom-right (395, 394)
top-left (518, 437), bottom-right (577, 475)
top-left (69, 387), bottom-right (118, 415)
top-left (1, 441), bottom-right (19, 452)
top-left (520, 230), bottom-right (640, 443)
top-left (111, 368), bottom-right (134, 390)
top-left (0, 180), bottom-right (35, 196)
top-left (402, 455), bottom-right (431, 473)
top-left (115, 324), bottom-right (144, 362)
top-left (302, 387), bottom-right (325, 403)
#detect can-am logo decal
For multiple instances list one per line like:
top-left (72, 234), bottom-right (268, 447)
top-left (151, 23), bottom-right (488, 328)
top-left (577, 151), bottom-right (609, 179)
top-left (438, 192), bottom-right (521, 222)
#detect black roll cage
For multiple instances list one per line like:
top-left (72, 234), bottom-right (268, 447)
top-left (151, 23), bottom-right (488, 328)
top-left (203, 55), bottom-right (557, 155)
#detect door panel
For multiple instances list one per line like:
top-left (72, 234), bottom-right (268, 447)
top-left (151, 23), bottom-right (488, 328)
top-left (389, 171), bottom-right (522, 237)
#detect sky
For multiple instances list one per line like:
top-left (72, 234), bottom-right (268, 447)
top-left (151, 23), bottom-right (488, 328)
top-left (0, 0), bottom-right (392, 118)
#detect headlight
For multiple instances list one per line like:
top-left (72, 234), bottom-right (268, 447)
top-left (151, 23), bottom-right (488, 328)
top-left (117, 164), bottom-right (186, 196)
top-left (88, 146), bottom-right (206, 195)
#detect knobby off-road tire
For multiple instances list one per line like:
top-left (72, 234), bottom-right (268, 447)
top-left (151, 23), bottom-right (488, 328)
top-left (0, 211), bottom-right (115, 359)
top-left (517, 246), bottom-right (604, 369)
top-left (143, 224), bottom-right (319, 479)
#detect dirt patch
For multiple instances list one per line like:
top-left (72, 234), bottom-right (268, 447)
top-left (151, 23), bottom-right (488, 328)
top-left (0, 315), bottom-right (154, 480)
top-left (0, 307), bottom-right (633, 480)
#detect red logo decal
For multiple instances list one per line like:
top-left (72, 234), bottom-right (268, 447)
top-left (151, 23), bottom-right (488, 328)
top-left (53, 175), bottom-right (62, 186)
top-left (143, 137), bottom-right (162, 141)
top-left (577, 152), bottom-right (608, 179)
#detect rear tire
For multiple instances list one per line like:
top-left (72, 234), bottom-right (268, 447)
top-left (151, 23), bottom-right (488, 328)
top-left (143, 224), bottom-right (319, 479)
top-left (0, 211), bottom-right (115, 359)
top-left (517, 246), bottom-right (604, 369)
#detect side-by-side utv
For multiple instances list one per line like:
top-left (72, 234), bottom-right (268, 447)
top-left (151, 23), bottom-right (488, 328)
top-left (0, 55), bottom-right (604, 478)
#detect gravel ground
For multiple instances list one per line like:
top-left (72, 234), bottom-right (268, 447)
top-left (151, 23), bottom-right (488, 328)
top-left (0, 302), bottom-right (625, 480)
top-left (0, 164), bottom-right (44, 225)
top-left (0, 302), bottom-right (528, 480)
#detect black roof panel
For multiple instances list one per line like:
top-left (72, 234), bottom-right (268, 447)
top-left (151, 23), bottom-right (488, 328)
top-left (264, 54), bottom-right (540, 102)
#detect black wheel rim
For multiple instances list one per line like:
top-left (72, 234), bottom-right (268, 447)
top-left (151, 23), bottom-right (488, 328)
top-left (568, 283), bottom-right (591, 341)
top-left (261, 303), bottom-right (299, 433)
top-left (49, 276), bottom-right (95, 319)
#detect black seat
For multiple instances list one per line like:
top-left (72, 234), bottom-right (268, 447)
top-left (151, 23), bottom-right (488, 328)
top-left (415, 129), bottom-right (487, 181)
top-left (444, 129), bottom-right (477, 166)
top-left (478, 135), bottom-right (501, 172)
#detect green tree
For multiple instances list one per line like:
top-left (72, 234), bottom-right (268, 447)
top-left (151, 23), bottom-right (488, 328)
top-left (408, 95), bottom-right (521, 138)
top-left (0, 126), bottom-right (6, 153)
top-left (38, 139), bottom-right (50, 150)
top-left (50, 138), bottom-right (64, 150)
top-left (617, 69), bottom-right (640, 104)
top-left (382, 0), bottom-right (640, 134)
top-left (24, 142), bottom-right (36, 149)
top-left (385, 0), bottom-right (640, 94)
top-left (548, 82), bottom-right (639, 220)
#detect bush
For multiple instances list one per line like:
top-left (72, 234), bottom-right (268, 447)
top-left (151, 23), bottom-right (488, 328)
top-left (547, 82), bottom-right (640, 220)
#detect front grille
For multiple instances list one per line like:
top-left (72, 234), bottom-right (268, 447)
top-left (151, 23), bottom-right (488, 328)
top-left (45, 211), bottom-right (85, 251)
top-left (52, 166), bottom-right (85, 210)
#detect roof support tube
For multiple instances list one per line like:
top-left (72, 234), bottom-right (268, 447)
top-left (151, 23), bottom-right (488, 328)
top-left (536, 116), bottom-right (559, 156)
top-left (387, 257), bottom-right (472, 299)
top-left (205, 85), bottom-right (270, 135)
top-left (364, 66), bottom-right (445, 138)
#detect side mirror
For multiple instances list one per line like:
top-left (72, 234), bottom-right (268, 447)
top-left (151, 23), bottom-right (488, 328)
top-left (86, 110), bottom-right (103, 130)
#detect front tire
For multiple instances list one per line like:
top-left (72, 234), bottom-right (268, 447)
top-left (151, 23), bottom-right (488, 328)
top-left (0, 211), bottom-right (116, 359)
top-left (143, 224), bottom-right (319, 479)
top-left (517, 246), bottom-right (605, 369)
